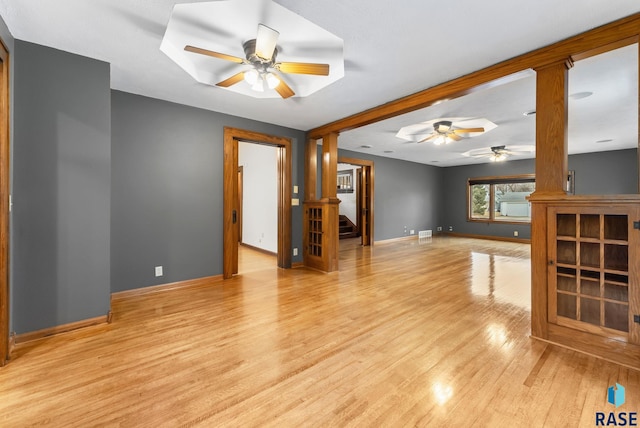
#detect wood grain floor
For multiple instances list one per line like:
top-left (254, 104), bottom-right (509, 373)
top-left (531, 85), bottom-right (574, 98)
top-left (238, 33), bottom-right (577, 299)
top-left (1, 236), bottom-right (638, 427)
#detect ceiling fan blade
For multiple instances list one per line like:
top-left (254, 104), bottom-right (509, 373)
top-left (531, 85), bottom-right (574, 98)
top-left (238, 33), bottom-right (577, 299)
top-left (418, 134), bottom-right (439, 143)
top-left (255, 24), bottom-right (279, 61)
top-left (277, 62), bottom-right (330, 76)
top-left (447, 133), bottom-right (462, 141)
top-left (273, 76), bottom-right (295, 99)
top-left (184, 45), bottom-right (245, 64)
top-left (216, 72), bottom-right (245, 88)
top-left (452, 127), bottom-right (485, 134)
top-left (505, 151), bottom-right (533, 155)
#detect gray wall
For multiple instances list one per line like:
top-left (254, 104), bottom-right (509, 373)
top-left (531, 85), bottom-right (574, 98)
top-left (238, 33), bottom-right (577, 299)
top-left (338, 149), bottom-right (443, 241)
top-left (569, 149), bottom-right (638, 195)
top-left (441, 148), bottom-right (639, 239)
top-left (12, 41), bottom-right (111, 333)
top-left (111, 91), bottom-right (305, 292)
top-left (441, 158), bottom-right (535, 239)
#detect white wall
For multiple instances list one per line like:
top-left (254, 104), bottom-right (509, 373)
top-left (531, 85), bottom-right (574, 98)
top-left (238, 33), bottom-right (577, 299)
top-left (338, 163), bottom-right (360, 223)
top-left (239, 142), bottom-right (278, 253)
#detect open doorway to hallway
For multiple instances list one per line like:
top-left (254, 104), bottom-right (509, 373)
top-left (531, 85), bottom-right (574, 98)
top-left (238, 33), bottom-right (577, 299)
top-left (337, 157), bottom-right (374, 247)
top-left (237, 141), bottom-right (278, 273)
top-left (337, 162), bottom-right (361, 241)
top-left (223, 127), bottom-right (292, 279)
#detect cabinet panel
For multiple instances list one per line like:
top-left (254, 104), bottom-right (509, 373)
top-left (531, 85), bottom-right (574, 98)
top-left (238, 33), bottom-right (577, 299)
top-left (580, 214), bottom-right (600, 239)
top-left (557, 293), bottom-right (577, 319)
top-left (548, 205), bottom-right (638, 344)
top-left (557, 241), bottom-right (576, 264)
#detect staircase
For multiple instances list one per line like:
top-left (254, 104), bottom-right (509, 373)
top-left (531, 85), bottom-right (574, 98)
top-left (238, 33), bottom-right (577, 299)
top-left (339, 215), bottom-right (359, 239)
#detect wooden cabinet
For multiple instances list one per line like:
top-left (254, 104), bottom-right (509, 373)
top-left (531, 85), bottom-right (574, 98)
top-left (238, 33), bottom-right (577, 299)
top-left (547, 205), bottom-right (640, 344)
top-left (303, 199), bottom-right (340, 272)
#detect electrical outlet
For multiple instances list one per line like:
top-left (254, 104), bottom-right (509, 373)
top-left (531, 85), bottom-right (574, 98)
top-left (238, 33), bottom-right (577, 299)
top-left (448, 226), bottom-right (453, 232)
top-left (514, 231), bottom-right (519, 237)
top-left (437, 226), bottom-right (442, 232)
top-left (410, 230), bottom-right (415, 235)
top-left (293, 248), bottom-right (298, 256)
top-left (155, 266), bottom-right (163, 277)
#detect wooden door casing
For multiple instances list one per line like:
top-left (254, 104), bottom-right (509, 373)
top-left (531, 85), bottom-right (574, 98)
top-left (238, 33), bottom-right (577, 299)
top-left (223, 127), bottom-right (292, 279)
top-left (0, 38), bottom-right (9, 366)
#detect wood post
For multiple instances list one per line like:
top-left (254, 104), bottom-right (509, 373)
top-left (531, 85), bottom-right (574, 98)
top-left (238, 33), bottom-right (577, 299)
top-left (322, 133), bottom-right (339, 199)
top-left (534, 59), bottom-right (571, 195)
top-left (529, 58), bottom-right (572, 339)
top-left (305, 139), bottom-right (317, 202)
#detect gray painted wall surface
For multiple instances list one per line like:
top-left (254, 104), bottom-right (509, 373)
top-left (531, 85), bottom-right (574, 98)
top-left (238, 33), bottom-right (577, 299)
top-left (441, 148), bottom-right (638, 239)
top-left (338, 149), bottom-right (443, 241)
top-left (569, 149), bottom-right (638, 195)
top-left (12, 41), bottom-right (111, 333)
top-left (111, 91), bottom-right (305, 292)
top-left (441, 158), bottom-right (535, 239)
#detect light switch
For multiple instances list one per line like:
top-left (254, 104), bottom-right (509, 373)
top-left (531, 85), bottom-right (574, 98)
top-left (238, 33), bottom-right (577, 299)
top-left (292, 198), bottom-right (300, 206)
top-left (293, 185), bottom-right (299, 194)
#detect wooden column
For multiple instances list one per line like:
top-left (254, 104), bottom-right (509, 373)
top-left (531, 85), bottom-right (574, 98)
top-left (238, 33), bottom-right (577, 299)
top-left (322, 133), bottom-right (339, 199)
top-left (322, 132), bottom-right (340, 272)
top-left (529, 59), bottom-right (572, 339)
top-left (534, 60), bottom-right (571, 194)
top-left (305, 139), bottom-right (318, 201)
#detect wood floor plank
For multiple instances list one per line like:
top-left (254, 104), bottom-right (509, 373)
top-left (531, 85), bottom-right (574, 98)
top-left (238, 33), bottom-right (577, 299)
top-left (0, 237), bottom-right (637, 426)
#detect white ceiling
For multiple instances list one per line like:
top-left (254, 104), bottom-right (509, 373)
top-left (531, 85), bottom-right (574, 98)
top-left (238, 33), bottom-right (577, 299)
top-left (0, 0), bottom-right (638, 166)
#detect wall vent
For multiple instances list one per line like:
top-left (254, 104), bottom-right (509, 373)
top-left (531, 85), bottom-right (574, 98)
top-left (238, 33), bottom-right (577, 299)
top-left (418, 230), bottom-right (432, 238)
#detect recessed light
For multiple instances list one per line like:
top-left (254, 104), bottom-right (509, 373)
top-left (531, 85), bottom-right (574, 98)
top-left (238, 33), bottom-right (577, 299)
top-left (596, 139), bottom-right (613, 143)
top-left (523, 110), bottom-right (536, 116)
top-left (570, 91), bottom-right (593, 100)
top-left (359, 144), bottom-right (372, 149)
top-left (383, 150), bottom-right (394, 153)
top-left (431, 160), bottom-right (439, 163)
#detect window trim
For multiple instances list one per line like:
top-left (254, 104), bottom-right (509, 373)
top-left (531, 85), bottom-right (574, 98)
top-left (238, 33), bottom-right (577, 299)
top-left (467, 174), bottom-right (536, 224)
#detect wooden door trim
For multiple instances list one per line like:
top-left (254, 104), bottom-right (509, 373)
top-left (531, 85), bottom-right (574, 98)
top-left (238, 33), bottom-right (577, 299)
top-left (223, 127), bottom-right (292, 279)
top-left (237, 166), bottom-right (243, 243)
top-left (339, 157), bottom-right (374, 245)
top-left (0, 38), bottom-right (9, 366)
top-left (356, 168), bottom-right (362, 235)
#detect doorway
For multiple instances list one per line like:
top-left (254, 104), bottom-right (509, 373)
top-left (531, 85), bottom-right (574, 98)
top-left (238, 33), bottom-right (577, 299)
top-left (0, 38), bottom-right (9, 365)
top-left (223, 127), bottom-right (292, 279)
top-left (338, 156), bottom-right (374, 246)
top-left (237, 141), bottom-right (278, 260)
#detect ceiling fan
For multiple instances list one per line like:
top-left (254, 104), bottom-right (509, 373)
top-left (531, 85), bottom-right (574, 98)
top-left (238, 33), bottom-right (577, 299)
top-left (417, 120), bottom-right (485, 144)
top-left (184, 24), bottom-right (330, 99)
top-left (470, 145), bottom-right (534, 162)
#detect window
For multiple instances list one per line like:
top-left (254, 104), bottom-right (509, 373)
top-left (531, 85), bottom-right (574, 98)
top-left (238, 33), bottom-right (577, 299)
top-left (468, 175), bottom-right (535, 223)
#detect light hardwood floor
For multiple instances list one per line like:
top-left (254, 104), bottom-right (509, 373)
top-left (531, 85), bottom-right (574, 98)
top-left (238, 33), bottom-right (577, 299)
top-left (1, 236), bottom-right (638, 427)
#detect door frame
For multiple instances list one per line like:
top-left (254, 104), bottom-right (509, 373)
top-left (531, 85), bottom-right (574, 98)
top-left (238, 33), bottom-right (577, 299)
top-left (237, 165), bottom-right (243, 243)
top-left (338, 156), bottom-right (374, 246)
top-left (223, 127), bottom-right (292, 279)
top-left (0, 38), bottom-right (9, 365)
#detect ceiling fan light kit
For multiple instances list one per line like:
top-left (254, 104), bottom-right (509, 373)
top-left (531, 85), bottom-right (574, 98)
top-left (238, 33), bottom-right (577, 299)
top-left (160, 0), bottom-right (344, 99)
top-left (396, 117), bottom-right (496, 145)
top-left (462, 144), bottom-right (535, 163)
